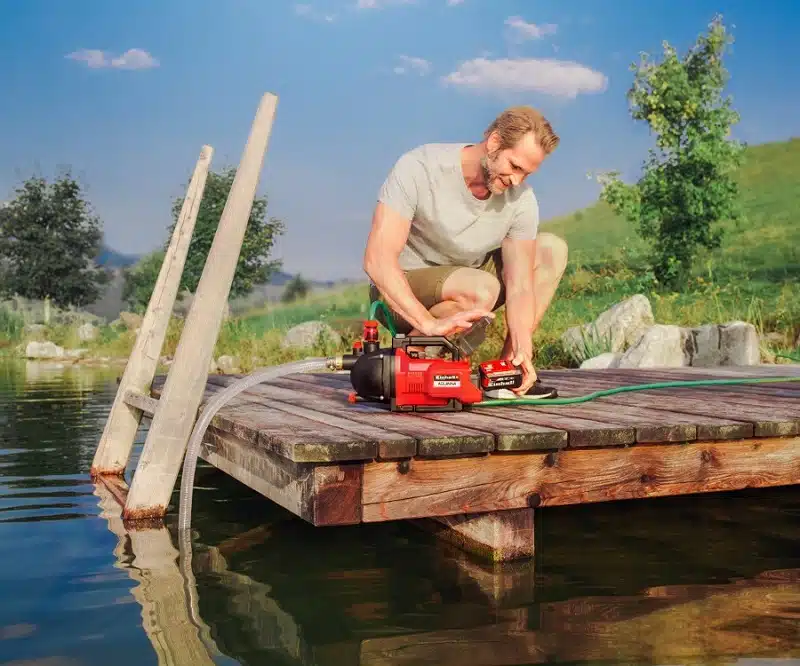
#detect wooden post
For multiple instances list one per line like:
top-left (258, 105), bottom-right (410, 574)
top-left (414, 509), bottom-right (535, 562)
top-left (91, 145), bottom-right (214, 476)
top-left (124, 93), bottom-right (279, 521)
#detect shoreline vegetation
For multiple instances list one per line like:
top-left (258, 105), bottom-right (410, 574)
top-left (5, 135), bottom-right (800, 373)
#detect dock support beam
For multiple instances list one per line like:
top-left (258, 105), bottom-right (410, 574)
top-left (124, 92), bottom-right (279, 521)
top-left (416, 509), bottom-right (535, 562)
top-left (91, 145), bottom-right (213, 477)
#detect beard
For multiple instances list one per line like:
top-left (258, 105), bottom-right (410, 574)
top-left (480, 150), bottom-right (510, 195)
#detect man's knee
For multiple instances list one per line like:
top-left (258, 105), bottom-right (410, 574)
top-left (537, 232), bottom-right (569, 275)
top-left (442, 268), bottom-right (501, 312)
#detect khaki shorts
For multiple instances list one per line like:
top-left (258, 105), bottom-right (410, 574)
top-left (368, 248), bottom-right (506, 334)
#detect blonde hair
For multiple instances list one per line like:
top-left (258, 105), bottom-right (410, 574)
top-left (484, 106), bottom-right (560, 154)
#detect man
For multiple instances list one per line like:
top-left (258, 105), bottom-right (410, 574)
top-left (363, 106), bottom-right (568, 397)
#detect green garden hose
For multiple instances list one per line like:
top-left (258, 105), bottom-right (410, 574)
top-left (366, 298), bottom-right (800, 406)
top-left (476, 375), bottom-right (800, 406)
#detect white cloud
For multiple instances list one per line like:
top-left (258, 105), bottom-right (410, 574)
top-left (356, 0), bottom-right (417, 8)
top-left (505, 16), bottom-right (557, 41)
top-left (295, 3), bottom-right (336, 22)
top-left (447, 0), bottom-right (465, 5)
top-left (441, 57), bottom-right (607, 98)
top-left (394, 54), bottom-right (431, 75)
top-left (65, 48), bottom-right (159, 70)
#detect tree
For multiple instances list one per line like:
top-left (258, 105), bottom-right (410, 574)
top-left (0, 172), bottom-right (106, 308)
top-left (598, 15), bottom-right (745, 288)
top-left (122, 250), bottom-right (165, 313)
top-left (168, 166), bottom-right (284, 298)
top-left (282, 274), bottom-right (310, 303)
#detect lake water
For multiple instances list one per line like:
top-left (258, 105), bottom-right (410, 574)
top-left (0, 358), bottom-right (798, 665)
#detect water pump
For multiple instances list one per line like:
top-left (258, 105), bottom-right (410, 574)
top-left (328, 318), bottom-right (523, 412)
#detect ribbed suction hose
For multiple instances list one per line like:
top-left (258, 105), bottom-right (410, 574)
top-left (177, 357), bottom-right (328, 533)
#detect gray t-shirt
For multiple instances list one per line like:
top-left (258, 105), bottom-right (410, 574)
top-left (377, 142), bottom-right (540, 270)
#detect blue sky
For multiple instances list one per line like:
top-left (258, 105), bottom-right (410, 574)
top-left (1, 0), bottom-right (798, 281)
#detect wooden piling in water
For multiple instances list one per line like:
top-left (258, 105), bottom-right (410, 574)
top-left (123, 92), bottom-right (279, 520)
top-left (91, 145), bottom-right (214, 477)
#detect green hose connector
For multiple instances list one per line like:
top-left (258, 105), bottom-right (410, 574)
top-left (368, 299), bottom-right (397, 336)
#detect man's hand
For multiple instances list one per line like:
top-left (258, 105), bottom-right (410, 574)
top-left (422, 309), bottom-right (494, 338)
top-left (503, 342), bottom-right (538, 395)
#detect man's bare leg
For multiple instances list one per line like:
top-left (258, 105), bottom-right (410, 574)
top-left (500, 232), bottom-right (568, 357)
top-left (406, 268), bottom-right (501, 337)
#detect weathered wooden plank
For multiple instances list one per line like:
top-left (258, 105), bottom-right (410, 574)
top-left (545, 367), bottom-right (800, 400)
top-left (204, 375), bottom-right (416, 460)
top-left (543, 372), bottom-right (800, 437)
top-left (286, 373), bottom-right (629, 450)
top-left (263, 375), bottom-right (497, 457)
top-left (535, 400), bottom-right (752, 441)
top-left (546, 366), bottom-right (800, 400)
top-left (546, 372), bottom-right (800, 413)
top-left (201, 428), bottom-right (362, 526)
top-left (269, 374), bottom-right (567, 453)
top-left (152, 377), bottom-right (379, 463)
top-left (360, 436), bottom-right (800, 522)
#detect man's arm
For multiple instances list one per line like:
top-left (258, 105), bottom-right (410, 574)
top-left (363, 202), bottom-right (438, 335)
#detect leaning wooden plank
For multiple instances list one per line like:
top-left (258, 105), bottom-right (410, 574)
top-left (92, 145), bottom-right (213, 477)
top-left (204, 375), bottom-right (416, 460)
top-left (285, 373), bottom-right (624, 450)
top-left (360, 435), bottom-right (800, 522)
top-left (125, 93), bottom-right (279, 521)
top-left (263, 376), bottom-right (497, 457)
top-left (201, 429), bottom-right (362, 526)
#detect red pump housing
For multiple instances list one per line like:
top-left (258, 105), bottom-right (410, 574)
top-left (392, 347), bottom-right (483, 410)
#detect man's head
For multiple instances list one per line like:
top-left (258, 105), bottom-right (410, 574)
top-left (480, 106), bottom-right (559, 195)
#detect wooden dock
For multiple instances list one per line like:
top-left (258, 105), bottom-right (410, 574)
top-left (86, 91), bottom-right (799, 563)
top-left (138, 363), bottom-right (800, 561)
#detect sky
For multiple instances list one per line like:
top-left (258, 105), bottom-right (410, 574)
top-left (1, 0), bottom-right (798, 282)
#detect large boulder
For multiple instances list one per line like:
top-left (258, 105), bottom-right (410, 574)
top-left (25, 340), bottom-right (65, 360)
top-left (617, 324), bottom-right (687, 368)
top-left (683, 321), bottom-right (760, 367)
top-left (580, 352), bottom-right (622, 369)
top-left (580, 320), bottom-right (762, 369)
top-left (282, 320), bottom-right (341, 350)
top-left (561, 294), bottom-right (654, 362)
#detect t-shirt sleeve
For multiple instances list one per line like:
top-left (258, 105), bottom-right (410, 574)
top-left (377, 151), bottom-right (423, 220)
top-left (506, 186), bottom-right (540, 240)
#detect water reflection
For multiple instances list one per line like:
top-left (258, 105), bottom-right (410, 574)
top-left (0, 359), bottom-right (798, 666)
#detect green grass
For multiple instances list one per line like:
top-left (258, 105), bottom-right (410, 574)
top-left (5, 138), bottom-right (799, 370)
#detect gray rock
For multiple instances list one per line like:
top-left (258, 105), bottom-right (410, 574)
top-left (580, 352), bottom-right (623, 369)
top-left (617, 324), bottom-right (687, 368)
top-left (562, 294), bottom-right (654, 361)
top-left (684, 321), bottom-right (760, 366)
top-left (25, 340), bottom-right (65, 359)
top-left (282, 320), bottom-right (341, 350)
top-left (216, 355), bottom-right (240, 374)
top-left (77, 322), bottom-right (98, 342)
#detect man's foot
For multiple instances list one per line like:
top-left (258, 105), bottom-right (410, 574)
top-left (482, 379), bottom-right (558, 400)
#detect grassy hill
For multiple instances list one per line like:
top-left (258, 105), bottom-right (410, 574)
top-left (544, 137), bottom-right (800, 283)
